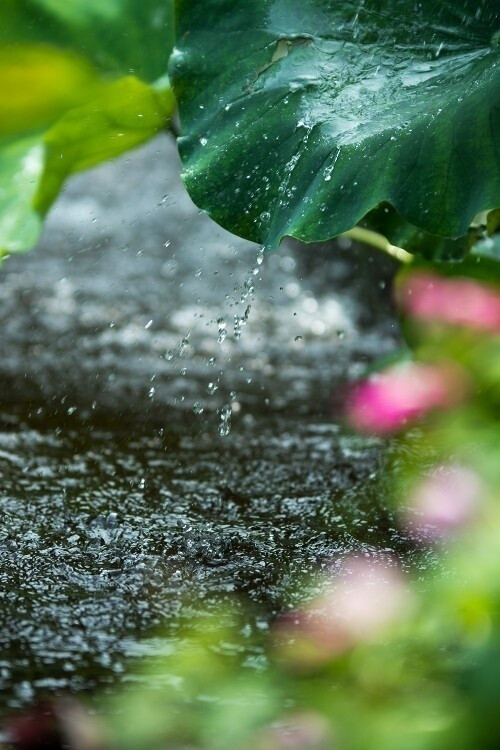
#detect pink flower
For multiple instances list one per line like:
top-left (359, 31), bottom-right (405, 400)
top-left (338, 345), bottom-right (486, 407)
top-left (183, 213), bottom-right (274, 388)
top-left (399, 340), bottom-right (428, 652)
top-left (403, 464), bottom-right (482, 541)
top-left (347, 361), bottom-right (466, 434)
top-left (322, 556), bottom-right (411, 642)
top-left (274, 556), bottom-right (411, 668)
top-left (253, 712), bottom-right (332, 750)
top-left (273, 605), bottom-right (351, 668)
top-left (5, 699), bottom-right (104, 750)
top-left (396, 271), bottom-right (500, 333)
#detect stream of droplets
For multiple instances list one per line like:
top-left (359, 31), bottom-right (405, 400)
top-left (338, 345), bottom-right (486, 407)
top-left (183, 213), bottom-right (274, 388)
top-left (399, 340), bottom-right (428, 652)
top-left (160, 246), bottom-right (265, 437)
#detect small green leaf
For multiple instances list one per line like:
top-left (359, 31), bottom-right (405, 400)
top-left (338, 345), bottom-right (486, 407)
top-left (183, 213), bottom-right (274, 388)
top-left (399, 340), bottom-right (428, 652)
top-left (35, 77), bottom-right (175, 215)
top-left (0, 0), bottom-right (175, 255)
top-left (0, 135), bottom-right (44, 257)
top-left (171, 0), bottom-right (500, 252)
top-left (0, 77), bottom-right (174, 256)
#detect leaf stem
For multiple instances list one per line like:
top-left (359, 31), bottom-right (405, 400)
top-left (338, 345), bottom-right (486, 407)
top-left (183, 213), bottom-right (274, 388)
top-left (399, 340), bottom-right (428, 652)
top-left (342, 226), bottom-right (413, 264)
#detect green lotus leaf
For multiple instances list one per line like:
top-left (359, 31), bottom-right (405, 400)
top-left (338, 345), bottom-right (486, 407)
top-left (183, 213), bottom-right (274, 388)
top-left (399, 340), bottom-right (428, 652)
top-left (171, 0), bottom-right (500, 254)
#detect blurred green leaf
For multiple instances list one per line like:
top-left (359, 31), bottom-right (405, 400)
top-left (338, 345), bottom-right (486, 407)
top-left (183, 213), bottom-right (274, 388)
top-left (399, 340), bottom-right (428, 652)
top-left (0, 0), bottom-right (174, 82)
top-left (35, 76), bottom-right (175, 214)
top-left (171, 0), bottom-right (500, 254)
top-left (0, 44), bottom-right (101, 138)
top-left (0, 0), bottom-right (175, 256)
top-left (0, 135), bottom-right (44, 258)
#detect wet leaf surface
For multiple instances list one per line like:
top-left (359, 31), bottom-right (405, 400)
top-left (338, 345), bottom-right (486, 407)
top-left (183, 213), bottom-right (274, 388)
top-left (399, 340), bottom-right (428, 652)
top-left (172, 0), bottom-right (500, 252)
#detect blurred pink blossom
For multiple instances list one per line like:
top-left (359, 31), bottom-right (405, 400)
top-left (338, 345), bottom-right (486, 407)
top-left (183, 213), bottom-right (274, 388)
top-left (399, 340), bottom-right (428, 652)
top-left (404, 464), bottom-right (482, 541)
top-left (324, 557), bottom-right (411, 641)
top-left (253, 712), bottom-right (332, 750)
top-left (347, 361), bottom-right (466, 434)
top-left (396, 271), bottom-right (500, 333)
top-left (5, 699), bottom-right (104, 750)
top-left (274, 604), bottom-right (350, 667)
top-left (274, 556), bottom-right (411, 668)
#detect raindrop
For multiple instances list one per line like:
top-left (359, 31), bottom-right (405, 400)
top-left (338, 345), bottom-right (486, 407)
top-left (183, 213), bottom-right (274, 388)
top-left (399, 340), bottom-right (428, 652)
top-left (217, 317), bottom-right (227, 343)
top-left (165, 336), bottom-right (190, 361)
top-left (218, 403), bottom-right (232, 437)
top-left (234, 306), bottom-right (251, 339)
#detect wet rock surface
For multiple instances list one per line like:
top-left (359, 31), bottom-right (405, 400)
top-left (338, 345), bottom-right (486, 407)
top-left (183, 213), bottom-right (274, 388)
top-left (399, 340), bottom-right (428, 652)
top-left (0, 134), bottom-right (407, 712)
top-left (0, 415), bottom-right (410, 711)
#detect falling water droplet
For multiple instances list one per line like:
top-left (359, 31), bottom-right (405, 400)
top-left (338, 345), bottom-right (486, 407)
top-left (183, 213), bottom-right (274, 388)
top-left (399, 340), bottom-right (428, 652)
top-left (207, 381), bottom-right (219, 395)
top-left (218, 403), bottom-right (232, 437)
top-left (217, 317), bottom-right (227, 343)
top-left (234, 305), bottom-right (251, 339)
top-left (165, 335), bottom-right (190, 361)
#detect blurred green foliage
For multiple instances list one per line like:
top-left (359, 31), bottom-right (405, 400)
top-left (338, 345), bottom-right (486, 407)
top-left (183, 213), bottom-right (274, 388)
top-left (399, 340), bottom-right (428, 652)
top-left (0, 4), bottom-right (500, 747)
top-left (0, 0), bottom-right (175, 256)
top-left (0, 0), bottom-right (174, 85)
top-left (87, 268), bottom-right (499, 750)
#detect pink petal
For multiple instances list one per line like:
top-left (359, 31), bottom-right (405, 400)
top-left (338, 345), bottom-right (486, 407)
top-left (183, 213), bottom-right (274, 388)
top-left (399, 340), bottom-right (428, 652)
top-left (397, 272), bottom-right (500, 333)
top-left (404, 464), bottom-right (482, 540)
top-left (347, 362), bottom-right (465, 434)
